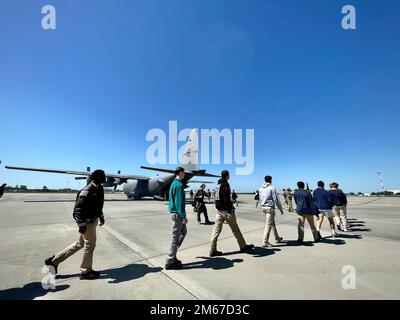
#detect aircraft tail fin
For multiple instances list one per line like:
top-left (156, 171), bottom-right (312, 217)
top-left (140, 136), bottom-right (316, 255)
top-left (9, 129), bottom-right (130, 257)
top-left (180, 128), bottom-right (199, 172)
top-left (141, 128), bottom-right (219, 178)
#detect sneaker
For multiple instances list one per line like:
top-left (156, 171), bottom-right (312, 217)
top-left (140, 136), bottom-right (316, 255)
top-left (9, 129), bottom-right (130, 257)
top-left (343, 228), bottom-right (348, 232)
top-left (44, 255), bottom-right (58, 275)
top-left (332, 231), bottom-right (338, 237)
top-left (80, 270), bottom-right (100, 280)
top-left (210, 250), bottom-right (223, 257)
top-left (165, 260), bottom-right (183, 270)
top-left (263, 242), bottom-right (273, 248)
top-left (240, 244), bottom-right (254, 253)
top-left (275, 237), bottom-right (284, 244)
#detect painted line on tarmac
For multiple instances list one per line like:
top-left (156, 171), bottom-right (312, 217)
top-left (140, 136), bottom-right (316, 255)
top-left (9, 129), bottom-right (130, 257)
top-left (101, 224), bottom-right (220, 300)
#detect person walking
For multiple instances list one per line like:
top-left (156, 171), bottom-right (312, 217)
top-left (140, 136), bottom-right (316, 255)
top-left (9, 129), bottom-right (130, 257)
top-left (329, 182), bottom-right (348, 232)
top-left (195, 184), bottom-right (211, 224)
top-left (258, 176), bottom-right (284, 247)
top-left (165, 167), bottom-right (188, 270)
top-left (44, 170), bottom-right (107, 280)
top-left (210, 170), bottom-right (254, 256)
top-left (0, 183), bottom-right (6, 198)
top-left (207, 189), bottom-right (211, 204)
top-left (231, 190), bottom-right (238, 207)
top-left (282, 189), bottom-right (288, 207)
top-left (286, 189), bottom-right (294, 212)
top-left (313, 181), bottom-right (337, 237)
top-left (254, 190), bottom-right (260, 207)
top-left (294, 181), bottom-right (320, 244)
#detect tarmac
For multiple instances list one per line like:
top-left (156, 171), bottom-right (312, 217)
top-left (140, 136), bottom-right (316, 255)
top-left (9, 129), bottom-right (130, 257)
top-left (0, 192), bottom-right (399, 300)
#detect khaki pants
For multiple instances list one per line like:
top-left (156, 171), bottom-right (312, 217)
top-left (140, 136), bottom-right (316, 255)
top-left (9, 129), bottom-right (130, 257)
top-left (210, 211), bottom-right (246, 252)
top-left (333, 205), bottom-right (347, 228)
top-left (262, 207), bottom-right (280, 244)
top-left (53, 219), bottom-right (98, 274)
top-left (287, 198), bottom-right (293, 212)
top-left (297, 214), bottom-right (318, 241)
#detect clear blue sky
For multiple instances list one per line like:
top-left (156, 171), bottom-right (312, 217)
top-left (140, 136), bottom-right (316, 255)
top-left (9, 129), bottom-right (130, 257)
top-left (0, 0), bottom-right (399, 193)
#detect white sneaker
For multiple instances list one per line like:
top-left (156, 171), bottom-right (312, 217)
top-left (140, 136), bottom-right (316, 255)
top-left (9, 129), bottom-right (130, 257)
top-left (263, 242), bottom-right (273, 248)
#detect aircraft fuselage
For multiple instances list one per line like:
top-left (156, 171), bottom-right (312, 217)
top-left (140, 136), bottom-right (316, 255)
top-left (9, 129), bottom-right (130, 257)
top-left (122, 173), bottom-right (176, 199)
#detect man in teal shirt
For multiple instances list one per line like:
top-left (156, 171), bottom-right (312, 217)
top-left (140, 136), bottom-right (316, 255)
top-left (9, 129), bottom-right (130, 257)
top-left (165, 167), bottom-right (188, 270)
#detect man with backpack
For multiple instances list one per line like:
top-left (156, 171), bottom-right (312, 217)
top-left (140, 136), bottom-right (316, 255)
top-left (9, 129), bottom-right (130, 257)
top-left (194, 184), bottom-right (211, 224)
top-left (209, 170), bottom-right (254, 256)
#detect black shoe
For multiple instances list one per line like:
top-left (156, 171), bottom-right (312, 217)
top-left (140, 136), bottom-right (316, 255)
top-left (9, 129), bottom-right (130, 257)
top-left (209, 250), bottom-right (223, 257)
top-left (240, 244), bottom-right (254, 253)
top-left (275, 237), bottom-right (284, 244)
top-left (44, 255), bottom-right (58, 274)
top-left (175, 259), bottom-right (182, 266)
top-left (316, 231), bottom-right (322, 242)
top-left (165, 260), bottom-right (183, 270)
top-left (205, 221), bottom-right (213, 225)
top-left (80, 270), bottom-right (100, 280)
top-left (297, 239), bottom-right (304, 245)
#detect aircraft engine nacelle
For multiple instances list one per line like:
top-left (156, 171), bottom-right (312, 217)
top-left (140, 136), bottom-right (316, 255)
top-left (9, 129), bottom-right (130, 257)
top-left (103, 177), bottom-right (116, 188)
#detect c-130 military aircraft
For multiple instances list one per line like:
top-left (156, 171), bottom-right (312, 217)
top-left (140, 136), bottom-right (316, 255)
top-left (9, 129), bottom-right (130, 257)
top-left (5, 129), bottom-right (218, 200)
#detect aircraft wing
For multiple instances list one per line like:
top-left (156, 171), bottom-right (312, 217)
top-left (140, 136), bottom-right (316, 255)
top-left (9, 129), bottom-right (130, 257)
top-left (187, 180), bottom-right (214, 184)
top-left (5, 165), bottom-right (150, 181)
top-left (140, 166), bottom-right (180, 174)
top-left (140, 166), bottom-right (219, 177)
top-left (193, 172), bottom-right (220, 178)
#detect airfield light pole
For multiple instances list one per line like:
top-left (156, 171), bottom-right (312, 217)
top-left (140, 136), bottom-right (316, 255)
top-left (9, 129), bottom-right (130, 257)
top-left (377, 171), bottom-right (385, 192)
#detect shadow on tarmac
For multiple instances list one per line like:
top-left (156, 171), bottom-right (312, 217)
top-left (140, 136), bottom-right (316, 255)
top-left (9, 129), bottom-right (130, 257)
top-left (346, 218), bottom-right (370, 232)
top-left (0, 282), bottom-right (69, 300)
top-left (348, 228), bottom-right (371, 232)
top-left (283, 240), bottom-right (315, 247)
top-left (222, 247), bottom-right (281, 258)
top-left (183, 256), bottom-right (243, 270)
top-left (335, 234), bottom-right (362, 240)
top-left (57, 263), bottom-right (162, 284)
top-left (320, 238), bottom-right (346, 245)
